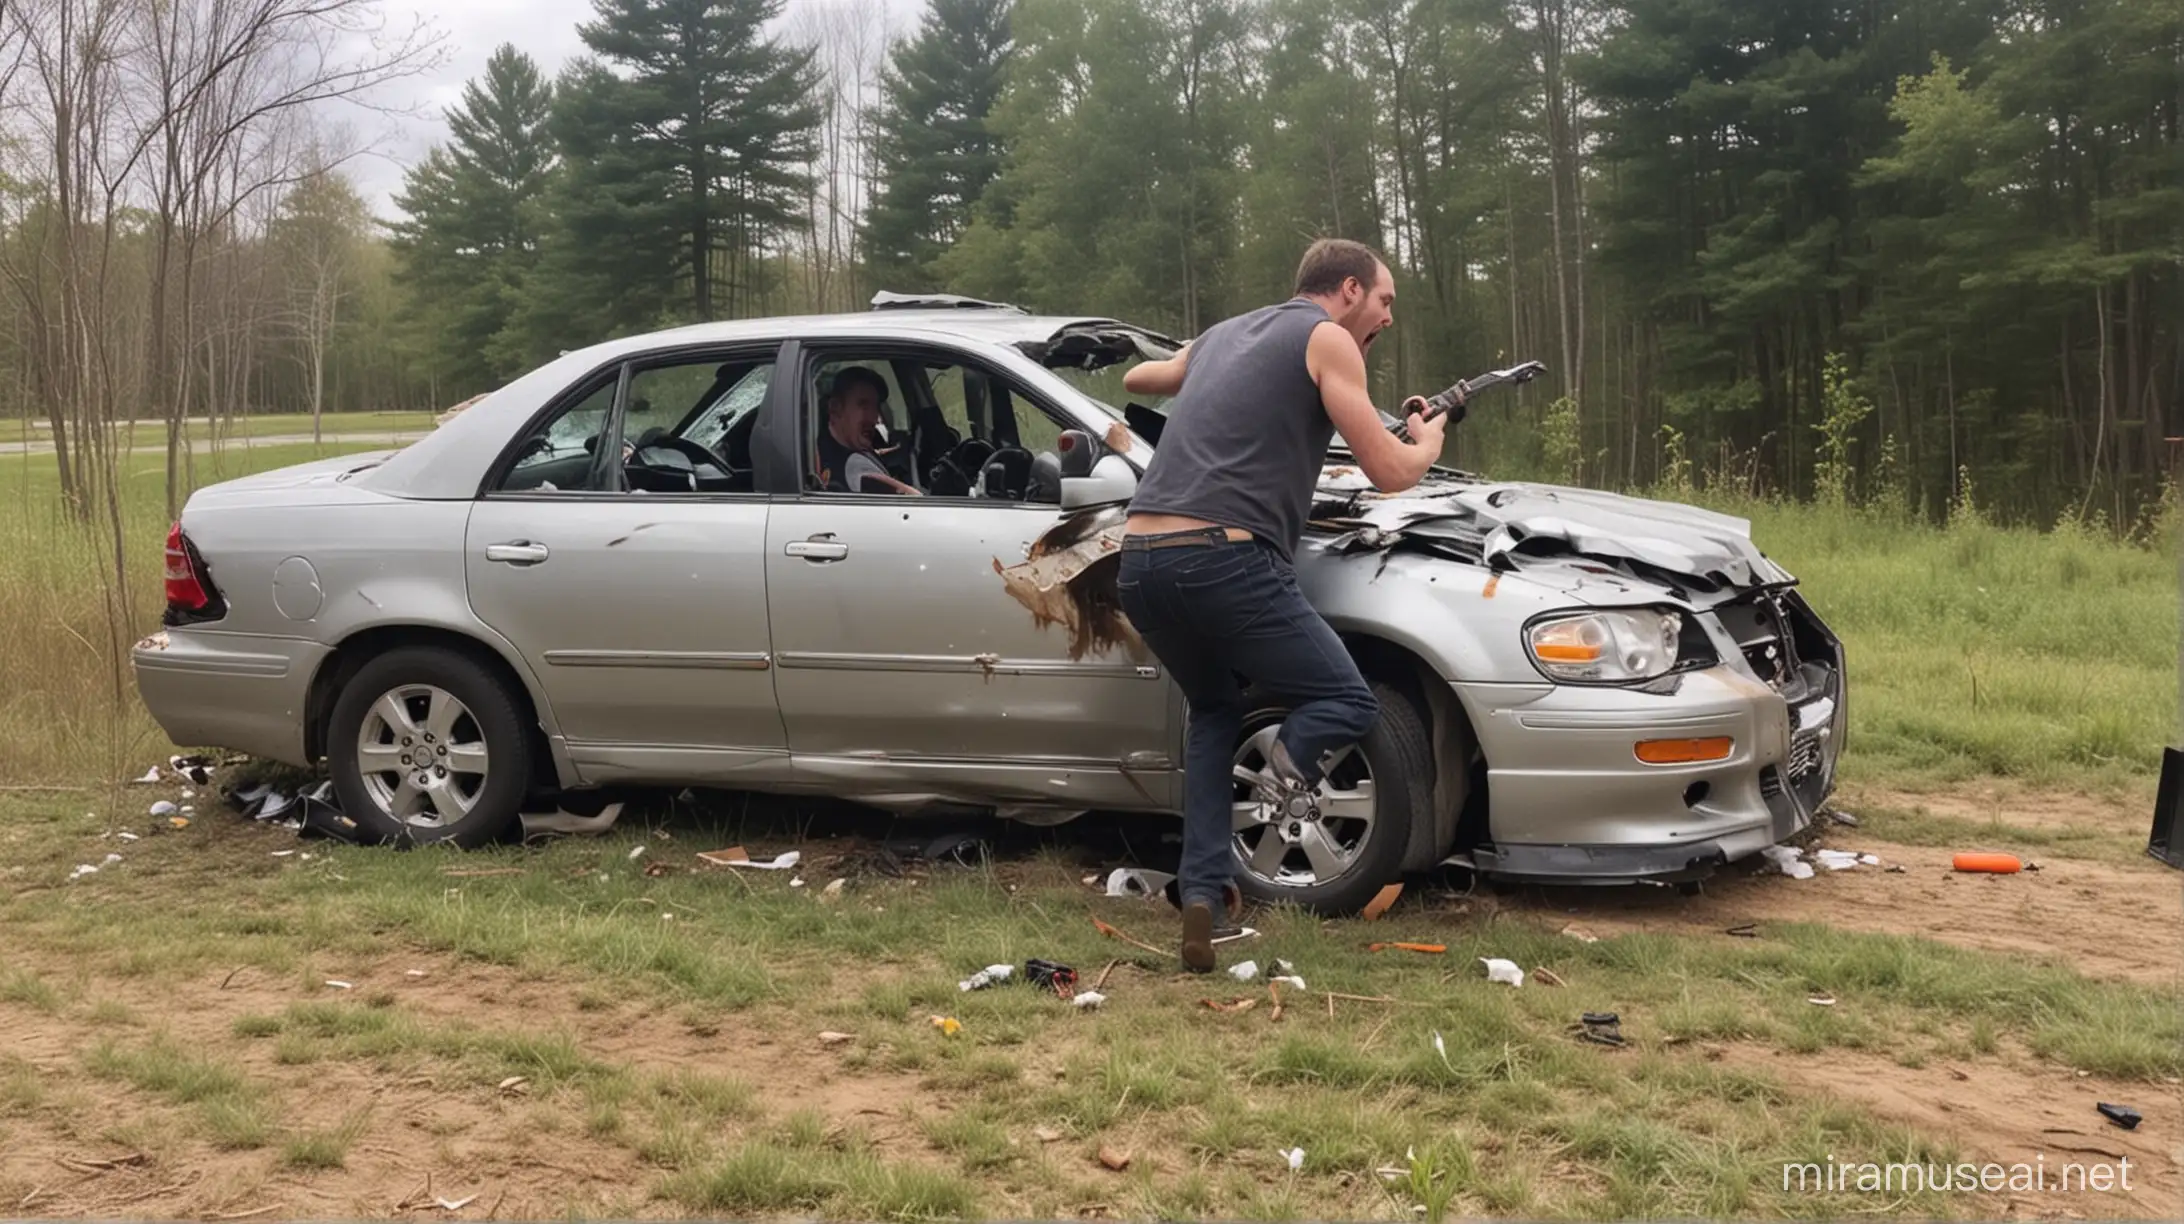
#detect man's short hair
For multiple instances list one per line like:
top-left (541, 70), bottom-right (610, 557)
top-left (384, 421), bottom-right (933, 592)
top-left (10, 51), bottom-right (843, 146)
top-left (1294, 239), bottom-right (1386, 297)
top-left (825, 365), bottom-right (888, 409)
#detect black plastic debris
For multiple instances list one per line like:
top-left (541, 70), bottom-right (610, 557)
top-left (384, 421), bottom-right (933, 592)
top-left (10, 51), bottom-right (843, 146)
top-left (923, 831), bottom-right (988, 866)
top-left (2097, 1102), bottom-right (2142, 1130)
top-left (169, 754), bottom-right (213, 787)
top-left (879, 829), bottom-right (990, 867)
top-left (1025, 958), bottom-right (1078, 998)
top-left (2149, 747), bottom-right (2184, 870)
top-left (299, 795), bottom-right (367, 844)
top-left (1577, 1011), bottom-right (1626, 1046)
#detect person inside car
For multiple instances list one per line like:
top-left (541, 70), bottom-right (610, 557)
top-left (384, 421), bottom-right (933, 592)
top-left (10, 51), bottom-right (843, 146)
top-left (815, 366), bottom-right (921, 495)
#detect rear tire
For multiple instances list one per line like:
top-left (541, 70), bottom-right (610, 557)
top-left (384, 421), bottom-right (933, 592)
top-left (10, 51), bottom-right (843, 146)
top-left (1230, 679), bottom-right (1432, 915)
top-left (327, 646), bottom-right (531, 848)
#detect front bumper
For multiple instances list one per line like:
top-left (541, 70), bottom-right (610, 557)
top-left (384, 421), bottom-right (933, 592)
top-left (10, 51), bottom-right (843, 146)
top-left (1461, 589), bottom-right (1845, 884)
top-left (132, 629), bottom-right (328, 767)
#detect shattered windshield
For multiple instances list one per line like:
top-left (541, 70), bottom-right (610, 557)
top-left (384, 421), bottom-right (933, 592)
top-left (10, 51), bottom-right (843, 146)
top-left (1045, 366), bottom-right (1157, 419)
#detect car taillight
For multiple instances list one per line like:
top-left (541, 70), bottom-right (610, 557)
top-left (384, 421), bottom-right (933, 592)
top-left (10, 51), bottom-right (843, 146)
top-left (163, 522), bottom-right (211, 612)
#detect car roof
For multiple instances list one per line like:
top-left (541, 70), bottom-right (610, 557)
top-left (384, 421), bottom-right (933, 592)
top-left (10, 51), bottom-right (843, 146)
top-left (576, 305), bottom-right (1174, 354)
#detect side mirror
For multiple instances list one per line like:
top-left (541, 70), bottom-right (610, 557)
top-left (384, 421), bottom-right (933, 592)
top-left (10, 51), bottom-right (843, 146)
top-left (1055, 429), bottom-right (1095, 478)
top-left (1060, 452), bottom-right (1137, 510)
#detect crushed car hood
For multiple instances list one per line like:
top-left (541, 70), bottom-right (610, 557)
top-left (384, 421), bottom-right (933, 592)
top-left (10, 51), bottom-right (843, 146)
top-left (1310, 468), bottom-right (1794, 604)
top-left (996, 471), bottom-right (1796, 655)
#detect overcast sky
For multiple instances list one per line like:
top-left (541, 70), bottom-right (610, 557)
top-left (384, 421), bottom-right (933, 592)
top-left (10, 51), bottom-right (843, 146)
top-left (344, 0), bottom-right (914, 221)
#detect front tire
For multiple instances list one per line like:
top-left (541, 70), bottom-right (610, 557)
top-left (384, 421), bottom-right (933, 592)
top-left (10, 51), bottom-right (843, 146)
top-left (1229, 679), bottom-right (1431, 915)
top-left (327, 646), bottom-right (531, 848)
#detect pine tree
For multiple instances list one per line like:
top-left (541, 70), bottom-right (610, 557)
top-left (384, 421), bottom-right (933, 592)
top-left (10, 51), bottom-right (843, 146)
top-left (387, 46), bottom-right (556, 393)
top-left (546, 0), bottom-right (823, 326)
top-left (943, 0), bottom-right (1249, 333)
top-left (863, 0), bottom-right (1015, 291)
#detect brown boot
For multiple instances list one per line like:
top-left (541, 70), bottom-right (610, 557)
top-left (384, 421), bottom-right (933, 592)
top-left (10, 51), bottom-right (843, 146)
top-left (1180, 900), bottom-right (1217, 974)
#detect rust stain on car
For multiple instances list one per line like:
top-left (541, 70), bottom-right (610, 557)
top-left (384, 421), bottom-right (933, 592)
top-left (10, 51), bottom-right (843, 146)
top-left (994, 505), bottom-right (1140, 660)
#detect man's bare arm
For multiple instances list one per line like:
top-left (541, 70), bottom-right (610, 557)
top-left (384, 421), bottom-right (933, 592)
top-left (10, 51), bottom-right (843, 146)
top-left (1306, 323), bottom-right (1444, 492)
top-left (1122, 342), bottom-right (1191, 396)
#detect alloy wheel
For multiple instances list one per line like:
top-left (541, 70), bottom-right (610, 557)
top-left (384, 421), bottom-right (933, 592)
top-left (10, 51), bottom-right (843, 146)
top-left (1229, 721), bottom-right (1377, 888)
top-left (354, 683), bottom-right (491, 829)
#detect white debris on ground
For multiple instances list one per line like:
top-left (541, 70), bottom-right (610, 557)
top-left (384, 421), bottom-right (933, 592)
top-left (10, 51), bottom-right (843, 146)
top-left (1070, 991), bottom-right (1107, 1009)
top-left (1103, 866), bottom-right (1175, 898)
top-left (959, 964), bottom-right (1014, 992)
top-left (1480, 957), bottom-right (1525, 987)
top-left (517, 801), bottom-right (625, 838)
top-left (1760, 845), bottom-right (1816, 879)
top-left (1762, 844), bottom-right (1882, 878)
top-left (1227, 960), bottom-right (1259, 982)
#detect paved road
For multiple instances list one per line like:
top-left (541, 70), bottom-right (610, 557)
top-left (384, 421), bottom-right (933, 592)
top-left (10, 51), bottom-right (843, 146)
top-left (0, 431), bottom-right (430, 458)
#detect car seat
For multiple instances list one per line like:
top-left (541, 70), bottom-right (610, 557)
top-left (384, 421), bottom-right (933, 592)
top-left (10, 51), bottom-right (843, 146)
top-left (980, 446), bottom-right (1033, 500)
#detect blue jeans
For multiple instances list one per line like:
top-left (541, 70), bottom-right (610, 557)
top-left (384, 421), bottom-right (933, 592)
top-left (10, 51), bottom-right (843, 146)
top-left (1116, 530), bottom-right (1380, 909)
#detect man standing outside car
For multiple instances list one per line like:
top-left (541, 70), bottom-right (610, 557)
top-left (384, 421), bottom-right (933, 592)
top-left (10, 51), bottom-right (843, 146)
top-left (1117, 239), bottom-right (1459, 973)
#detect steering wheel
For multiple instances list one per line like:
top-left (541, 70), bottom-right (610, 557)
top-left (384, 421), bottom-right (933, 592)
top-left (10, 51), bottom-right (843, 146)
top-left (948, 436), bottom-right (996, 476)
top-left (632, 431), bottom-right (728, 472)
top-left (978, 445), bottom-right (1035, 500)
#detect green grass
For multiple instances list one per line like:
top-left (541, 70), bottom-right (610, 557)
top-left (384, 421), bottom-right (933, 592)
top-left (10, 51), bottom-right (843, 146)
top-left (1843, 798), bottom-right (2149, 863)
top-left (278, 1114), bottom-right (368, 1169)
top-left (3, 409), bottom-right (434, 446)
top-left (0, 1056), bottom-right (44, 1116)
top-left (0, 967), bottom-right (62, 1013)
top-left (659, 1138), bottom-right (981, 1219)
top-left (82, 1034), bottom-right (276, 1150)
top-left (1724, 496), bottom-right (2177, 788)
top-left (7, 789), bottom-right (2176, 1216)
top-left (234, 999), bottom-right (608, 1091)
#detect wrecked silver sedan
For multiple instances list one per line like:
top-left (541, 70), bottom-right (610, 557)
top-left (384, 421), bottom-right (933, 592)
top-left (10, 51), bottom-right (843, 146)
top-left (133, 295), bottom-right (1844, 913)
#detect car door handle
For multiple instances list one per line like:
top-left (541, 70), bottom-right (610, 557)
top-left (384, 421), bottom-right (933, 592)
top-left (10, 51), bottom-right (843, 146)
top-left (784, 535), bottom-right (849, 562)
top-left (485, 541), bottom-right (550, 566)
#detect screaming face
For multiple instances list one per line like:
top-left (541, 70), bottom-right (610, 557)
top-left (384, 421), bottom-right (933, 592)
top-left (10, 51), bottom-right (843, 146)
top-left (1333, 260), bottom-right (1396, 356)
top-left (827, 384), bottom-right (884, 449)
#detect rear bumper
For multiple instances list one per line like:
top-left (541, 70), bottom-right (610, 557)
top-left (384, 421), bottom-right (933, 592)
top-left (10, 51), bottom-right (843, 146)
top-left (131, 629), bottom-right (327, 767)
top-left (1461, 590), bottom-right (1845, 884)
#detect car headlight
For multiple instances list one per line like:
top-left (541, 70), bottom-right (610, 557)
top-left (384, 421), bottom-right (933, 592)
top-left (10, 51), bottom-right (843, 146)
top-left (1526, 609), bottom-right (1684, 683)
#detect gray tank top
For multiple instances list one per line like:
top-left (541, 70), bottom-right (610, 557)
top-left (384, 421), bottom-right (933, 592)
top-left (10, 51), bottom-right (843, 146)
top-left (1127, 297), bottom-right (1334, 562)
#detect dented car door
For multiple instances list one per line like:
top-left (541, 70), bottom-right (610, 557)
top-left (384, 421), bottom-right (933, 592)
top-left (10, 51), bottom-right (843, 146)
top-left (764, 341), bottom-right (1178, 810)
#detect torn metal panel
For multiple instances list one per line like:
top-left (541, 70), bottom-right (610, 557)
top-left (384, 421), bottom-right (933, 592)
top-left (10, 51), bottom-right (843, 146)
top-left (994, 504), bottom-right (1141, 660)
top-left (1304, 469), bottom-right (1789, 604)
top-left (1017, 321), bottom-right (1183, 370)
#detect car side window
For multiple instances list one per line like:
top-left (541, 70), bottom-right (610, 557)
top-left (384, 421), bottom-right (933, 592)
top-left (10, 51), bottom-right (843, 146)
top-left (498, 379), bottom-right (615, 492)
top-left (491, 352), bottom-right (773, 496)
top-left (803, 350), bottom-right (1092, 503)
top-left (621, 355), bottom-right (774, 494)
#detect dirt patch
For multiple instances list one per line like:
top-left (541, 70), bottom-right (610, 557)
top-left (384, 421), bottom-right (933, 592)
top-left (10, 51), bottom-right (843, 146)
top-left (1844, 783), bottom-right (2155, 836)
top-left (1506, 835), bottom-right (2183, 988)
top-left (1708, 1043), bottom-right (2183, 1218)
top-left (0, 950), bottom-right (956, 1220)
